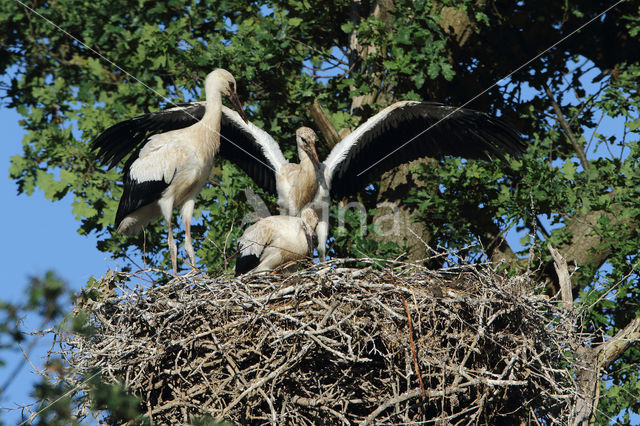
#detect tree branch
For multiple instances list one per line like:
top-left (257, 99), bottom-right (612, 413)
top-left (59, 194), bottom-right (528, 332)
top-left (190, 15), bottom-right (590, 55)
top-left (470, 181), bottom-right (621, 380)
top-left (547, 244), bottom-right (573, 310)
top-left (543, 196), bottom-right (635, 294)
top-left (307, 99), bottom-right (341, 148)
top-left (544, 84), bottom-right (589, 171)
top-left (572, 317), bottom-right (640, 425)
top-left (597, 317), bottom-right (640, 369)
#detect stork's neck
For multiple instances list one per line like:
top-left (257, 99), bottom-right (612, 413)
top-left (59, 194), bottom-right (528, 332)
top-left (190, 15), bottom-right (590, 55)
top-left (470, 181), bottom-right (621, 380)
top-left (198, 89), bottom-right (223, 148)
top-left (298, 146), bottom-right (321, 172)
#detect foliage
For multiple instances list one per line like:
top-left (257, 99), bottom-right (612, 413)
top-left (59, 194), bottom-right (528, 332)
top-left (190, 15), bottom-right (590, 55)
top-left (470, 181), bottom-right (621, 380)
top-left (0, 271), bottom-right (69, 395)
top-left (1, 0), bottom-right (640, 422)
top-left (29, 370), bottom-right (141, 424)
top-left (0, 271), bottom-right (141, 422)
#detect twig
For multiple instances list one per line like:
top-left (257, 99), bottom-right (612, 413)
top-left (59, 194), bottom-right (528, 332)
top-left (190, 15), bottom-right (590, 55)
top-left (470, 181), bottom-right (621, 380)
top-left (388, 271), bottom-right (426, 399)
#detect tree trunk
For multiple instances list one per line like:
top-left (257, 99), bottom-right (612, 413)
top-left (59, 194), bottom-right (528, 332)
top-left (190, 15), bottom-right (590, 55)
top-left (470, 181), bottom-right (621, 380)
top-left (348, 0), bottom-right (397, 119)
top-left (373, 160), bottom-right (433, 260)
top-left (364, 1), bottom-right (486, 260)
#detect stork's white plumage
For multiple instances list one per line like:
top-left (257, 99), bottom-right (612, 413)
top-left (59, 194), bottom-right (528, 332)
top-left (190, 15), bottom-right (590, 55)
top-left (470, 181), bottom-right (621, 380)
top-left (94, 100), bottom-right (525, 260)
top-left (235, 208), bottom-right (318, 276)
top-left (91, 69), bottom-right (246, 275)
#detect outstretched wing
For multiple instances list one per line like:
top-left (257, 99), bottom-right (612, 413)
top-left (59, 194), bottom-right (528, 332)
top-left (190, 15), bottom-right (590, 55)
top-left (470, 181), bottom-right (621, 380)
top-left (218, 107), bottom-right (287, 195)
top-left (92, 101), bottom-right (287, 196)
top-left (92, 102), bottom-right (205, 169)
top-left (323, 101), bottom-right (525, 198)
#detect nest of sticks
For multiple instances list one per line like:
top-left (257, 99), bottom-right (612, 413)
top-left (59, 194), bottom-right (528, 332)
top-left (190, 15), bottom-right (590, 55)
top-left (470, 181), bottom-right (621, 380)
top-left (57, 259), bottom-right (581, 424)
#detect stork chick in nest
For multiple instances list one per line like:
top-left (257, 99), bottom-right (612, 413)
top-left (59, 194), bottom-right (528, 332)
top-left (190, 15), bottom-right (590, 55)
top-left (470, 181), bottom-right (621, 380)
top-left (235, 208), bottom-right (318, 276)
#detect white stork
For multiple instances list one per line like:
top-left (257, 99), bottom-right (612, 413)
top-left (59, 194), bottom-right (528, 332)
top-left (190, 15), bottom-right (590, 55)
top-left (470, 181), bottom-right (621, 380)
top-left (274, 127), bottom-right (322, 215)
top-left (93, 100), bottom-right (525, 260)
top-left (235, 207), bottom-right (318, 276)
top-left (91, 69), bottom-right (246, 275)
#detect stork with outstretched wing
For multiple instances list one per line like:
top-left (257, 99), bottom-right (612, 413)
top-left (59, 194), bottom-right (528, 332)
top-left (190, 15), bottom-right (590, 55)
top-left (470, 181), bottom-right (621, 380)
top-left (91, 69), bottom-right (246, 275)
top-left (93, 100), bottom-right (524, 260)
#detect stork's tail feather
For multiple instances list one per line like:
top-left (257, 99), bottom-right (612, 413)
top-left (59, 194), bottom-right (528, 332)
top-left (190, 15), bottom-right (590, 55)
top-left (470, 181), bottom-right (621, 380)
top-left (117, 217), bottom-right (147, 236)
top-left (116, 203), bottom-right (161, 236)
top-left (235, 254), bottom-right (260, 276)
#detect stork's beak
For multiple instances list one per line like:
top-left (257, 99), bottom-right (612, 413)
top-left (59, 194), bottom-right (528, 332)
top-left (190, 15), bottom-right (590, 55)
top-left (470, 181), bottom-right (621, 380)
top-left (226, 91), bottom-right (247, 123)
top-left (306, 143), bottom-right (320, 164)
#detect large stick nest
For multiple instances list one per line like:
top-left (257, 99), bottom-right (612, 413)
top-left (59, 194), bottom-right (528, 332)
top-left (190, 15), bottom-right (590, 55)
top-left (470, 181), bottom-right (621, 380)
top-left (58, 260), bottom-right (580, 424)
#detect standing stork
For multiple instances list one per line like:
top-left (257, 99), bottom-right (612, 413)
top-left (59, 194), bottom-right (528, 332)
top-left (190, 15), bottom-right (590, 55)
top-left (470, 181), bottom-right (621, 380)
top-left (91, 69), bottom-right (246, 275)
top-left (235, 207), bottom-right (318, 276)
top-left (93, 100), bottom-right (525, 259)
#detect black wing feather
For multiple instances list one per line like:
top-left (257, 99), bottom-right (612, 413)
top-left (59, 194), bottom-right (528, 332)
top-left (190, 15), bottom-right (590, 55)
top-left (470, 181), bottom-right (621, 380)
top-left (218, 113), bottom-right (279, 194)
top-left (235, 253), bottom-right (260, 276)
top-left (114, 147), bottom-right (171, 227)
top-left (329, 102), bottom-right (525, 198)
top-left (92, 102), bottom-right (206, 169)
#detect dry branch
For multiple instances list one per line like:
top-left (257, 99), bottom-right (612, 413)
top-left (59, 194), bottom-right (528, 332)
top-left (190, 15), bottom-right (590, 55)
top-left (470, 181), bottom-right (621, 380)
top-left (307, 98), bottom-right (341, 148)
top-left (548, 243), bottom-right (573, 310)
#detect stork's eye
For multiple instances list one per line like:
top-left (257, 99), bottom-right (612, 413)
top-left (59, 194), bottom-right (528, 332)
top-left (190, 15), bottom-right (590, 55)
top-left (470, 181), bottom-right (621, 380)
top-left (228, 81), bottom-right (235, 92)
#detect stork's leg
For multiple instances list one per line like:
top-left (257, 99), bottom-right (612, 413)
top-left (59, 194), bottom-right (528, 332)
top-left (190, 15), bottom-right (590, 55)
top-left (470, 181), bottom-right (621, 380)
top-left (166, 215), bottom-right (178, 275)
top-left (180, 199), bottom-right (197, 270)
top-left (159, 198), bottom-right (178, 275)
top-left (316, 220), bottom-right (329, 261)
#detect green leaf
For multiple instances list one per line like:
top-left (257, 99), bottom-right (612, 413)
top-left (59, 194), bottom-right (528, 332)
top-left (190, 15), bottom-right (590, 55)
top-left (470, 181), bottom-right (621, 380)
top-left (72, 198), bottom-right (97, 220)
top-left (396, 26), bottom-right (412, 45)
top-left (427, 61), bottom-right (440, 79)
top-left (289, 17), bottom-right (303, 27)
top-left (87, 57), bottom-right (103, 77)
top-left (561, 160), bottom-right (577, 180)
top-left (340, 22), bottom-right (354, 33)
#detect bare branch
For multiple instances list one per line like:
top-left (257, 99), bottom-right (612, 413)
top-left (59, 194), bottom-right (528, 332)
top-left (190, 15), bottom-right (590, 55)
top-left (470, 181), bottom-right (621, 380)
top-left (544, 84), bottom-right (589, 170)
top-left (547, 243), bottom-right (573, 310)
top-left (307, 98), bottom-right (341, 148)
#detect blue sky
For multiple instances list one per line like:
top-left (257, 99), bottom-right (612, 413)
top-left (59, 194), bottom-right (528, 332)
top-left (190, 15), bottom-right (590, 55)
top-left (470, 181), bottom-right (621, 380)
top-left (0, 102), bottom-right (108, 421)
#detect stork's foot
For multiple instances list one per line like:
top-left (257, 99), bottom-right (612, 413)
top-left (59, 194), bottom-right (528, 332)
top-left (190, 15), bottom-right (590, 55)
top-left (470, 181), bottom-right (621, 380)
top-left (185, 266), bottom-right (204, 278)
top-left (276, 260), bottom-right (302, 275)
top-left (182, 259), bottom-right (204, 278)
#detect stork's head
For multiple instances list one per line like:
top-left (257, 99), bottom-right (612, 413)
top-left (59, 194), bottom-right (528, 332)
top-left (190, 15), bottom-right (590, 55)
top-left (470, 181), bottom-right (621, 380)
top-left (205, 69), bottom-right (247, 123)
top-left (296, 127), bottom-right (320, 164)
top-left (300, 207), bottom-right (319, 230)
